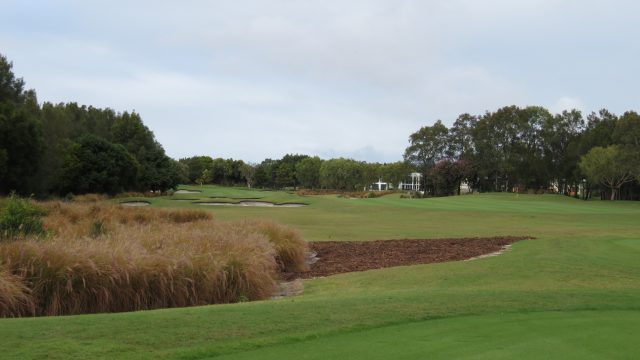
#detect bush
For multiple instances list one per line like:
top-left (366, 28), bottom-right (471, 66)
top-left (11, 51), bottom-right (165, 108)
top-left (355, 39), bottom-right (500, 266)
top-left (0, 195), bottom-right (46, 240)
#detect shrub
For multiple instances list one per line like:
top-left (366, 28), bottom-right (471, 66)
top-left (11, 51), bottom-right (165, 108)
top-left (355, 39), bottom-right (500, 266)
top-left (0, 195), bottom-right (46, 240)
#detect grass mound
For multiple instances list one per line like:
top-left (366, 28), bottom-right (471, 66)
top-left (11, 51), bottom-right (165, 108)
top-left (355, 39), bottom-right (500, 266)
top-left (0, 200), bottom-right (308, 317)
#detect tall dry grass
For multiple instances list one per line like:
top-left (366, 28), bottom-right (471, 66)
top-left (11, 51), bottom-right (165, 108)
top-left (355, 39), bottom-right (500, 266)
top-left (241, 220), bottom-right (309, 272)
top-left (0, 268), bottom-right (34, 317)
top-left (0, 201), bottom-right (308, 317)
top-left (41, 201), bottom-right (213, 238)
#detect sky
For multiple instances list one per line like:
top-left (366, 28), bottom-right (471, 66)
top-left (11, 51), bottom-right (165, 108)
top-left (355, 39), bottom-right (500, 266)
top-left (2, 0), bottom-right (639, 162)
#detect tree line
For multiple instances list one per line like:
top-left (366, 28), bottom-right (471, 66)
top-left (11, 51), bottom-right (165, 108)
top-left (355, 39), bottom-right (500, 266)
top-left (0, 54), bottom-right (182, 196)
top-left (3, 53), bottom-right (639, 200)
top-left (404, 106), bottom-right (640, 200)
top-left (178, 154), bottom-right (413, 191)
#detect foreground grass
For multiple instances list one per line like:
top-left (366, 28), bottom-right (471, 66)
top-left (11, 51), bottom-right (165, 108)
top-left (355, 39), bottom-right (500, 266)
top-left (217, 310), bottom-right (640, 360)
top-left (1, 188), bottom-right (640, 358)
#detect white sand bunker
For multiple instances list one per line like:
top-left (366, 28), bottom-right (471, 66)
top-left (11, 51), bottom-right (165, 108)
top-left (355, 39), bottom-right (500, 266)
top-left (175, 190), bottom-right (201, 194)
top-left (464, 244), bottom-right (512, 261)
top-left (198, 201), bottom-right (306, 207)
top-left (120, 201), bottom-right (150, 207)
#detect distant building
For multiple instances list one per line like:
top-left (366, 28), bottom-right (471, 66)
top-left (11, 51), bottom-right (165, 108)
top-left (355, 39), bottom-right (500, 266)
top-left (459, 181), bottom-right (472, 194)
top-left (369, 179), bottom-right (389, 191)
top-left (399, 172), bottom-right (422, 191)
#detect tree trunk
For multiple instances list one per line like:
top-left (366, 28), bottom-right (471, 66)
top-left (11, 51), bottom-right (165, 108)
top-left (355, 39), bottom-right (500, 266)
top-left (610, 187), bottom-right (616, 201)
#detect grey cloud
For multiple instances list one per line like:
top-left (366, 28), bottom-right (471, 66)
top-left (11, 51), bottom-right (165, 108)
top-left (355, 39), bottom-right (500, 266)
top-left (2, 0), bottom-right (640, 162)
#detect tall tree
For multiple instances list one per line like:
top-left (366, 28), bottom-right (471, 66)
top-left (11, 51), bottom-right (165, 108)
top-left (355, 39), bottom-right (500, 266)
top-left (296, 156), bottom-right (322, 189)
top-left (179, 156), bottom-right (214, 184)
top-left (448, 113), bottom-right (477, 160)
top-left (579, 145), bottom-right (639, 200)
top-left (319, 158), bottom-right (364, 191)
top-left (112, 112), bottom-right (179, 191)
top-left (403, 120), bottom-right (449, 190)
top-left (613, 111), bottom-right (640, 146)
top-left (60, 135), bottom-right (140, 195)
top-left (0, 55), bottom-right (43, 195)
top-left (240, 162), bottom-right (256, 188)
top-left (541, 109), bottom-right (584, 192)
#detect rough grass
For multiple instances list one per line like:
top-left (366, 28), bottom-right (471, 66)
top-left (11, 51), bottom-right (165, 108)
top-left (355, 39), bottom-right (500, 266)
top-left (0, 200), bottom-right (308, 317)
top-left (41, 201), bottom-right (213, 238)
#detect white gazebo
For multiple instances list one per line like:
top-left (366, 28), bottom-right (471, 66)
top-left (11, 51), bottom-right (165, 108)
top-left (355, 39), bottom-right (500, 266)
top-left (399, 172), bottom-right (422, 191)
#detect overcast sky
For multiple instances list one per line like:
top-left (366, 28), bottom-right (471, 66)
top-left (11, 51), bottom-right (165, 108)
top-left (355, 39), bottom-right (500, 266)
top-left (2, 1), bottom-right (639, 162)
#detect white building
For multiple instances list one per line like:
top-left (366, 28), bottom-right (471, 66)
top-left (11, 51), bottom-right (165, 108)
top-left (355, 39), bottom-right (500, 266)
top-left (399, 173), bottom-right (422, 191)
top-left (459, 181), bottom-right (472, 194)
top-left (369, 179), bottom-right (389, 191)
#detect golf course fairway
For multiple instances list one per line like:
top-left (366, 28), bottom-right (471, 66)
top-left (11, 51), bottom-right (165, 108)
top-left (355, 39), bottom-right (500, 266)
top-left (1, 187), bottom-right (639, 359)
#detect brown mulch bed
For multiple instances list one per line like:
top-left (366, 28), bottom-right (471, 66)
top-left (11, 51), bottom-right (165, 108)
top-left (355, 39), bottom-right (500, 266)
top-left (284, 236), bottom-right (533, 280)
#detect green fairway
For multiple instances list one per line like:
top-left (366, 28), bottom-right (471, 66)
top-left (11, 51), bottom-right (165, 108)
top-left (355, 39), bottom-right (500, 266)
top-left (2, 187), bottom-right (640, 359)
top-left (216, 310), bottom-right (640, 360)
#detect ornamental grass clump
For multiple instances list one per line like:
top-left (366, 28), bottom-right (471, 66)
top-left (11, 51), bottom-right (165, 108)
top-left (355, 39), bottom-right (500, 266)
top-left (0, 222), bottom-right (277, 316)
top-left (0, 268), bottom-right (34, 317)
top-left (0, 199), bottom-right (307, 317)
top-left (242, 219), bottom-right (309, 272)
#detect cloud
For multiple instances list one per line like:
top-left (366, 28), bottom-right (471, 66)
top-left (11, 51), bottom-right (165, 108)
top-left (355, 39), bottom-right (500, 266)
top-left (2, 1), bottom-right (640, 162)
top-left (551, 97), bottom-right (585, 114)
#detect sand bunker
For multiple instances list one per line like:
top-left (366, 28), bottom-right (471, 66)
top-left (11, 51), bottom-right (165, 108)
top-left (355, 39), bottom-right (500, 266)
top-left (198, 201), bottom-right (307, 207)
top-left (120, 201), bottom-right (150, 207)
top-left (209, 196), bottom-right (263, 200)
top-left (175, 190), bottom-right (201, 194)
top-left (283, 236), bottom-right (533, 280)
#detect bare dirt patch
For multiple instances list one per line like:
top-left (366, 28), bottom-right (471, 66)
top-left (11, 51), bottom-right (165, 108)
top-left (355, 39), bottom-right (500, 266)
top-left (283, 236), bottom-right (533, 280)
